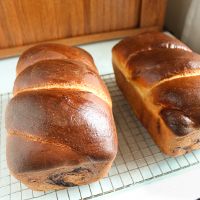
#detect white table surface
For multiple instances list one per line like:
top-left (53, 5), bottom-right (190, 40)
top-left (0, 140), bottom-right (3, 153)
top-left (1, 39), bottom-right (200, 200)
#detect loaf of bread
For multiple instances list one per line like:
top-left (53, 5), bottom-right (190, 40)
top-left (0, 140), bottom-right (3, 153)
top-left (112, 32), bottom-right (200, 156)
top-left (6, 43), bottom-right (117, 191)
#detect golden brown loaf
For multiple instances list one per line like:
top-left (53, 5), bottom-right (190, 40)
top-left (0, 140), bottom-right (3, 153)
top-left (112, 32), bottom-right (200, 156)
top-left (6, 43), bottom-right (117, 191)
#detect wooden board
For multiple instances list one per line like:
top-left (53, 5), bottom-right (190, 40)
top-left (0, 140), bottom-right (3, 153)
top-left (0, 0), bottom-right (167, 59)
top-left (0, 26), bottom-right (161, 59)
top-left (0, 0), bottom-right (140, 48)
top-left (140, 0), bottom-right (167, 27)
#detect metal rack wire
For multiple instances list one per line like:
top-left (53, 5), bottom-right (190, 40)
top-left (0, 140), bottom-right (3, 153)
top-left (1, 73), bottom-right (200, 200)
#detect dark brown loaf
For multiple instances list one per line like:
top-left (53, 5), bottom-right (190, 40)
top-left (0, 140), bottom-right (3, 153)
top-left (6, 43), bottom-right (117, 191)
top-left (112, 32), bottom-right (200, 156)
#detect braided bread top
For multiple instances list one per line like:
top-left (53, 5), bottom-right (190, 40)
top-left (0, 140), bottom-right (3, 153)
top-left (6, 44), bottom-right (117, 173)
top-left (16, 43), bottom-right (97, 75)
top-left (15, 44), bottom-right (111, 106)
top-left (112, 32), bottom-right (200, 137)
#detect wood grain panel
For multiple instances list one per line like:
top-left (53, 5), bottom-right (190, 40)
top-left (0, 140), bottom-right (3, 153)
top-left (140, 0), bottom-right (167, 28)
top-left (0, 26), bottom-right (161, 59)
top-left (0, 0), bottom-right (140, 49)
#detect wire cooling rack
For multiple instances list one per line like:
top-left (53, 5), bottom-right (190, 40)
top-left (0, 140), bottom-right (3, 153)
top-left (1, 73), bottom-right (200, 200)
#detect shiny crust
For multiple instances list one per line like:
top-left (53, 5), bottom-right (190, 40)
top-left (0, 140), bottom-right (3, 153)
top-left (126, 49), bottom-right (200, 87)
top-left (153, 76), bottom-right (200, 136)
top-left (14, 59), bottom-right (111, 105)
top-left (6, 44), bottom-right (117, 190)
top-left (7, 90), bottom-right (116, 159)
top-left (113, 32), bottom-right (191, 68)
top-left (112, 32), bottom-right (200, 156)
top-left (16, 43), bottom-right (97, 75)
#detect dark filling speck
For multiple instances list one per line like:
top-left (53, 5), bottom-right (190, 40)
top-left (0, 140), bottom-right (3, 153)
top-left (47, 167), bottom-right (91, 187)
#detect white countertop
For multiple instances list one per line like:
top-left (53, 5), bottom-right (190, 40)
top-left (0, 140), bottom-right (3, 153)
top-left (1, 39), bottom-right (200, 200)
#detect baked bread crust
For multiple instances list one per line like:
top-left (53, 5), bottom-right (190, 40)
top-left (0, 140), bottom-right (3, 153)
top-left (6, 43), bottom-right (117, 191)
top-left (112, 32), bottom-right (200, 156)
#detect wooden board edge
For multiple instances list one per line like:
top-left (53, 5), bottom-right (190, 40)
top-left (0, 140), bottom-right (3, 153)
top-left (0, 26), bottom-right (161, 59)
